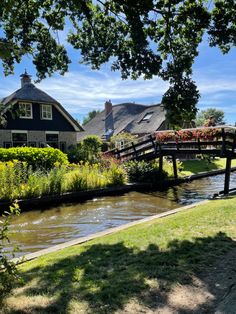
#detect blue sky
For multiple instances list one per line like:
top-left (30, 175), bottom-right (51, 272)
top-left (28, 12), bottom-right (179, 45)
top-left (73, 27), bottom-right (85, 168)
top-left (0, 35), bottom-right (235, 125)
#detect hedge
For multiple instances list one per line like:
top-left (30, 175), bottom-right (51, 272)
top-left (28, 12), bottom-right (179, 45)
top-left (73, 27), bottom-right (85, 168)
top-left (0, 147), bottom-right (68, 169)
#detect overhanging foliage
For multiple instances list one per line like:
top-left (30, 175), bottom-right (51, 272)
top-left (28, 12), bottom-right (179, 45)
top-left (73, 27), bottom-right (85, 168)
top-left (0, 0), bottom-right (235, 125)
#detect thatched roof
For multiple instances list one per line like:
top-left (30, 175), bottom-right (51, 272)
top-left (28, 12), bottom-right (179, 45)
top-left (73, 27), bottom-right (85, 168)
top-left (1, 75), bottom-right (83, 132)
top-left (78, 103), bottom-right (166, 141)
top-left (2, 83), bottom-right (59, 105)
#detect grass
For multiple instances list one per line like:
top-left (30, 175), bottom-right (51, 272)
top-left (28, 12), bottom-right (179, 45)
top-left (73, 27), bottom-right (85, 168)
top-left (2, 196), bottom-right (236, 313)
top-left (180, 157), bottom-right (236, 176)
top-left (0, 161), bottom-right (127, 201)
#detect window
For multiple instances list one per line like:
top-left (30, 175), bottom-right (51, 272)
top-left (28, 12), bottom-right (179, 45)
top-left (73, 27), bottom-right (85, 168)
top-left (116, 140), bottom-right (125, 150)
top-left (41, 104), bottom-right (52, 120)
top-left (140, 112), bottom-right (153, 122)
top-left (120, 140), bottom-right (125, 150)
top-left (19, 103), bottom-right (32, 119)
top-left (4, 142), bottom-right (12, 148)
top-left (12, 132), bottom-right (27, 147)
top-left (46, 132), bottom-right (58, 148)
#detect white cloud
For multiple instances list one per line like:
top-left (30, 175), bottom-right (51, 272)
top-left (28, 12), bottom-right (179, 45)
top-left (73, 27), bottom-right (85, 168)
top-left (35, 71), bottom-right (168, 114)
top-left (1, 65), bottom-right (236, 120)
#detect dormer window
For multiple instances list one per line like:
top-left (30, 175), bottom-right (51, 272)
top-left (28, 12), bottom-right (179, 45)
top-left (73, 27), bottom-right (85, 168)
top-left (141, 112), bottom-right (153, 122)
top-left (19, 102), bottom-right (33, 119)
top-left (41, 104), bottom-right (52, 120)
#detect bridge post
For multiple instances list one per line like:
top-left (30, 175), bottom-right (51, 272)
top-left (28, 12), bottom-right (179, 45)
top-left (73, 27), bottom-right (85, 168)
top-left (224, 157), bottom-right (231, 194)
top-left (232, 131), bottom-right (236, 153)
top-left (197, 138), bottom-right (201, 153)
top-left (221, 128), bottom-right (226, 157)
top-left (131, 142), bottom-right (138, 159)
top-left (172, 155), bottom-right (178, 179)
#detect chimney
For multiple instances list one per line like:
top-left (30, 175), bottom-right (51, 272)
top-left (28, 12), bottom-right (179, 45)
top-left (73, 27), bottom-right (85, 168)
top-left (20, 70), bottom-right (32, 87)
top-left (105, 100), bottom-right (112, 117)
top-left (104, 100), bottom-right (114, 139)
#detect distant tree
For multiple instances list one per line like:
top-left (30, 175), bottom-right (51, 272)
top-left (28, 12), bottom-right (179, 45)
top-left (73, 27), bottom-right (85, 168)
top-left (195, 108), bottom-right (225, 127)
top-left (83, 110), bottom-right (100, 126)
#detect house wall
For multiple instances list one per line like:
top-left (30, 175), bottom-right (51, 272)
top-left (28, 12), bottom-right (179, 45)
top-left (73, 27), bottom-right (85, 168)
top-left (0, 130), bottom-right (77, 150)
top-left (1, 102), bottom-right (75, 132)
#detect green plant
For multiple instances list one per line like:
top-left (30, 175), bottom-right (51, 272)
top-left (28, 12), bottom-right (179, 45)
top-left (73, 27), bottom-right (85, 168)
top-left (68, 135), bottom-right (103, 163)
top-left (0, 147), bottom-right (68, 170)
top-left (124, 160), bottom-right (165, 183)
top-left (67, 171), bottom-right (88, 191)
top-left (43, 166), bottom-right (67, 196)
top-left (0, 159), bottom-right (127, 202)
top-left (0, 203), bottom-right (21, 303)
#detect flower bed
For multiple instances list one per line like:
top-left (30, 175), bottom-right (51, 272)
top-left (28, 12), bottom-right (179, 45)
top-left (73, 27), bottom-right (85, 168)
top-left (155, 128), bottom-right (222, 143)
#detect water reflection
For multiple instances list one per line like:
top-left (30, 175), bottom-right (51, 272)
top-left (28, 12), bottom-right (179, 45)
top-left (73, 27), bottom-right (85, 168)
top-left (8, 173), bottom-right (236, 257)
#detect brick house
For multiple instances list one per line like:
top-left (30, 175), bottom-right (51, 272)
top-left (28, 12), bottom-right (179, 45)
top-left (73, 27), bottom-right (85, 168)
top-left (0, 72), bottom-right (83, 151)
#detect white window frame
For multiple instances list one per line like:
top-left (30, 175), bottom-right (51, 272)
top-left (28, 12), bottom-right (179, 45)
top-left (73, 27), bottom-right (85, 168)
top-left (41, 104), bottom-right (53, 120)
top-left (19, 102), bottom-right (33, 119)
top-left (11, 130), bottom-right (28, 145)
top-left (116, 139), bottom-right (125, 150)
top-left (140, 112), bottom-right (153, 122)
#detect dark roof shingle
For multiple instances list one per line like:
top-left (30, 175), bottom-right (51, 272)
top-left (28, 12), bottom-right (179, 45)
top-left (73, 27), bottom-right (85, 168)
top-left (78, 103), bottom-right (166, 140)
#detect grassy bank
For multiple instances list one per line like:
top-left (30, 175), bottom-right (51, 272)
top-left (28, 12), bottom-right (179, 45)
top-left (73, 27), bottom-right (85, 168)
top-left (180, 157), bottom-right (236, 177)
top-left (2, 196), bottom-right (236, 313)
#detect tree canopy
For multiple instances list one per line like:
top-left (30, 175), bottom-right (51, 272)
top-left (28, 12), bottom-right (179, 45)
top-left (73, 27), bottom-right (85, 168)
top-left (0, 0), bottom-right (235, 126)
top-left (195, 108), bottom-right (225, 127)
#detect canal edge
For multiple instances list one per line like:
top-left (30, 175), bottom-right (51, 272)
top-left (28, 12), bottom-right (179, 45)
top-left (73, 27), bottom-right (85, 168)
top-left (12, 199), bottom-right (210, 265)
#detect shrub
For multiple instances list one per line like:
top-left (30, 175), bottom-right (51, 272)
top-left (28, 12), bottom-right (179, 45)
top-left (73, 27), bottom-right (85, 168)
top-left (67, 135), bottom-right (102, 163)
top-left (124, 160), bottom-right (167, 183)
top-left (107, 163), bottom-right (128, 186)
top-left (0, 147), bottom-right (68, 169)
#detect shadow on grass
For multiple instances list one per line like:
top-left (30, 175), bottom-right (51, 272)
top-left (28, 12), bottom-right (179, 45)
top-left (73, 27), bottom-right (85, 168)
top-left (5, 232), bottom-right (236, 314)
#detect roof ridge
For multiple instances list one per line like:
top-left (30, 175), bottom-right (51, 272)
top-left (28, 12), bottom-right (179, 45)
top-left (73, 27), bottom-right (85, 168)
top-left (113, 103), bottom-right (147, 107)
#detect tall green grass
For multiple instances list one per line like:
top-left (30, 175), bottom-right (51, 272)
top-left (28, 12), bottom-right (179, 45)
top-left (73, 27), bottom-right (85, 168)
top-left (0, 161), bottom-right (127, 202)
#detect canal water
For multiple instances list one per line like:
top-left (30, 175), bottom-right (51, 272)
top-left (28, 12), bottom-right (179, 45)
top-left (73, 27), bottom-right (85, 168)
top-left (7, 173), bottom-right (236, 257)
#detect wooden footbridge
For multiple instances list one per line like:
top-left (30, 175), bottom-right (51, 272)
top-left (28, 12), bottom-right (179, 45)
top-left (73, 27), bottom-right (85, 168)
top-left (107, 126), bottom-right (236, 194)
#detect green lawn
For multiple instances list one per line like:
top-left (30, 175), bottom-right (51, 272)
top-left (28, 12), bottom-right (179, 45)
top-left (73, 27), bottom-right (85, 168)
top-left (2, 196), bottom-right (236, 313)
top-left (180, 157), bottom-right (236, 176)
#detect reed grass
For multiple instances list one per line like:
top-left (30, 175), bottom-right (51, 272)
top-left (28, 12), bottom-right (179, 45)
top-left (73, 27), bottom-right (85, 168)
top-left (0, 161), bottom-right (127, 202)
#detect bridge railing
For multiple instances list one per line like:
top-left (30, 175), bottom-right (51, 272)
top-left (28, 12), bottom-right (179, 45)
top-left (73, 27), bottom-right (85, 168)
top-left (155, 126), bottom-right (235, 150)
top-left (106, 126), bottom-right (236, 160)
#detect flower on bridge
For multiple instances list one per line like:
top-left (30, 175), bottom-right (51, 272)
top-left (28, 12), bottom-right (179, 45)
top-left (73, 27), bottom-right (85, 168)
top-left (155, 128), bottom-right (222, 143)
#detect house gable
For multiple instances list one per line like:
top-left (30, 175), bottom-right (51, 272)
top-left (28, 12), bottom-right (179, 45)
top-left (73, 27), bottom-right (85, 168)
top-left (1, 72), bottom-right (83, 132)
top-left (1, 101), bottom-right (76, 132)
